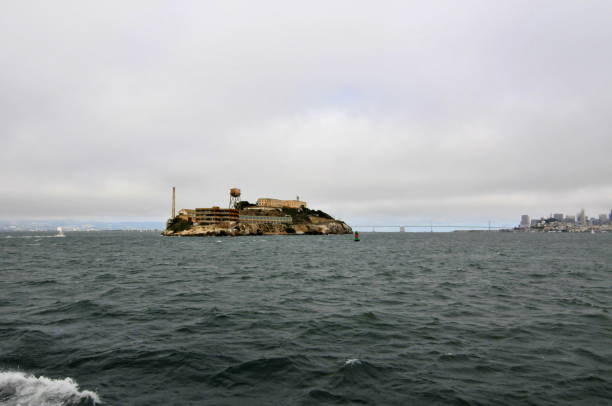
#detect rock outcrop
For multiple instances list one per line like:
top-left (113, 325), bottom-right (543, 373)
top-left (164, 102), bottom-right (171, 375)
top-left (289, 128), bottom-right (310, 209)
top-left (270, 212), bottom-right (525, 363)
top-left (163, 218), bottom-right (352, 237)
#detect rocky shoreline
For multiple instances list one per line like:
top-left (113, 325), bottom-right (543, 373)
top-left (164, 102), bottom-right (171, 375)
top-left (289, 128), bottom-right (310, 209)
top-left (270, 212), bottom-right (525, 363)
top-left (162, 219), bottom-right (352, 237)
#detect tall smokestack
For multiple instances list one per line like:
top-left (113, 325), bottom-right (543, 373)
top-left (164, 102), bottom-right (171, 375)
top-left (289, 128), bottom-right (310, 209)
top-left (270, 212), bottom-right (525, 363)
top-left (172, 186), bottom-right (176, 219)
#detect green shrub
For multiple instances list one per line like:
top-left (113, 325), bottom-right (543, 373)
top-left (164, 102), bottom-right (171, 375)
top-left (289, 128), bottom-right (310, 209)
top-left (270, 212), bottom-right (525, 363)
top-left (306, 208), bottom-right (333, 219)
top-left (281, 207), bottom-right (334, 223)
top-left (167, 217), bottom-right (193, 232)
top-left (236, 201), bottom-right (256, 210)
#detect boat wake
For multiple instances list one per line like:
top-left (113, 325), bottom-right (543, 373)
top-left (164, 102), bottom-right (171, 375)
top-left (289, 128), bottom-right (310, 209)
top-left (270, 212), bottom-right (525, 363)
top-left (4, 228), bottom-right (65, 239)
top-left (3, 235), bottom-right (64, 239)
top-left (0, 371), bottom-right (100, 406)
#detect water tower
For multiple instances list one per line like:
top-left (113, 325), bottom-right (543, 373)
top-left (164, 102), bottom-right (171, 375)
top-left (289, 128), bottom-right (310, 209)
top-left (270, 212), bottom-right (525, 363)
top-left (229, 188), bottom-right (241, 209)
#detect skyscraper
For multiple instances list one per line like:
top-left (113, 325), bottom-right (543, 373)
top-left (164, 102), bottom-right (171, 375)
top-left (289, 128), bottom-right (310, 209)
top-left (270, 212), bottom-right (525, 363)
top-left (520, 215), bottom-right (530, 228)
top-left (577, 209), bottom-right (586, 226)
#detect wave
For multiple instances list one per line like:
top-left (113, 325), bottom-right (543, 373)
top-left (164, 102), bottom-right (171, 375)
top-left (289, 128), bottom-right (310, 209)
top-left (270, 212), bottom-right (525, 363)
top-left (209, 356), bottom-right (309, 388)
top-left (0, 371), bottom-right (100, 406)
top-left (307, 388), bottom-right (367, 404)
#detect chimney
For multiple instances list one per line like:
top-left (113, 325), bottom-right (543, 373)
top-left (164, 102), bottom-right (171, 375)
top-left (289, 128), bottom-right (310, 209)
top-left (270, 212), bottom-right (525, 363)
top-left (172, 186), bottom-right (176, 218)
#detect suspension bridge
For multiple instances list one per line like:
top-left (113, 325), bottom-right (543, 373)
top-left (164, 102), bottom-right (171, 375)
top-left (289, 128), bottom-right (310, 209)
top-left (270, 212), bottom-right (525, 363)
top-left (351, 223), bottom-right (511, 232)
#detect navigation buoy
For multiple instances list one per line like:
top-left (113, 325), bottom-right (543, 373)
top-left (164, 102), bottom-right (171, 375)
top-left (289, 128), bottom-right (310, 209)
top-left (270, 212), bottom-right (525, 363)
top-left (354, 231), bottom-right (360, 241)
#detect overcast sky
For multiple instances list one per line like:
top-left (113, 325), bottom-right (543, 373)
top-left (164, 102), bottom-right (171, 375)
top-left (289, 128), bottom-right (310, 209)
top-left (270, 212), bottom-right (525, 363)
top-left (1, 1), bottom-right (611, 225)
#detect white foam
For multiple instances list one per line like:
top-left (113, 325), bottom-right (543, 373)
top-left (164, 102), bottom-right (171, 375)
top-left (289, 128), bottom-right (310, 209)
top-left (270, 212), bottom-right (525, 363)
top-left (0, 371), bottom-right (101, 406)
top-left (3, 235), bottom-right (64, 239)
top-left (344, 358), bottom-right (361, 366)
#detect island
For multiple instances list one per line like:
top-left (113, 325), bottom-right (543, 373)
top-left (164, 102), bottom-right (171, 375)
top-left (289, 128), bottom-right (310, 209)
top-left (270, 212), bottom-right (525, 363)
top-left (162, 189), bottom-right (352, 237)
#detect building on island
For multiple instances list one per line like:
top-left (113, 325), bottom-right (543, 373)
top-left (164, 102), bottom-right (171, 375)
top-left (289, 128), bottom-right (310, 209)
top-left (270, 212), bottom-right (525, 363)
top-left (239, 215), bottom-right (292, 225)
top-left (520, 215), bottom-right (530, 228)
top-left (171, 188), bottom-right (306, 226)
top-left (180, 208), bottom-right (292, 226)
top-left (256, 197), bottom-right (306, 209)
top-left (177, 209), bottom-right (196, 222)
top-left (245, 206), bottom-right (279, 212)
top-left (195, 207), bottom-right (239, 225)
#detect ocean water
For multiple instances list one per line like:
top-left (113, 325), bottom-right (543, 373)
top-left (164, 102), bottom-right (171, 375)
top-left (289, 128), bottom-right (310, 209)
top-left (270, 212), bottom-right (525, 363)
top-left (1, 231), bottom-right (611, 405)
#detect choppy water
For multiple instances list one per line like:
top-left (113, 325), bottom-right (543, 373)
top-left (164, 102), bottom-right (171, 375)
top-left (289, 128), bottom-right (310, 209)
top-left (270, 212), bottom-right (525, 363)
top-left (1, 231), bottom-right (611, 405)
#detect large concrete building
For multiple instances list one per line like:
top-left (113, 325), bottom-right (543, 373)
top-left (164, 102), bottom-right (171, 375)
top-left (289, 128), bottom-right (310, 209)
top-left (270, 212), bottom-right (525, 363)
top-left (239, 215), bottom-right (292, 224)
top-left (195, 207), bottom-right (239, 225)
top-left (256, 198), bottom-right (306, 209)
top-left (179, 207), bottom-right (293, 226)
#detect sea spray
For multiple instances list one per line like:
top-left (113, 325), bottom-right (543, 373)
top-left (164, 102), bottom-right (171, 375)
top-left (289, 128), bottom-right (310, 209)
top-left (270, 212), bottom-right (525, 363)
top-left (0, 371), bottom-right (100, 406)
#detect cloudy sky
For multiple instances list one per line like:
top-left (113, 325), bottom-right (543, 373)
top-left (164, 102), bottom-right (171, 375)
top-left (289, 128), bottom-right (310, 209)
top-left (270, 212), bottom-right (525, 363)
top-left (1, 1), bottom-right (611, 225)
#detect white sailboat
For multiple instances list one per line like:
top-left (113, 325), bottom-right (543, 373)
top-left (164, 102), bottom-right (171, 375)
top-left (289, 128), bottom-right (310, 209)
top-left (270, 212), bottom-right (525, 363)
top-left (56, 227), bottom-right (65, 237)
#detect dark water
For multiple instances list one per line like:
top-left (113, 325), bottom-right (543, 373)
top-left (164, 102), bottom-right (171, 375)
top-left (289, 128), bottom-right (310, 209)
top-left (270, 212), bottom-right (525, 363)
top-left (1, 231), bottom-right (611, 405)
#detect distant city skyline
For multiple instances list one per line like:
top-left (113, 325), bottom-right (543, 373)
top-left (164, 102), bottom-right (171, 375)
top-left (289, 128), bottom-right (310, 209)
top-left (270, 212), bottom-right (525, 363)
top-left (519, 207), bottom-right (612, 229)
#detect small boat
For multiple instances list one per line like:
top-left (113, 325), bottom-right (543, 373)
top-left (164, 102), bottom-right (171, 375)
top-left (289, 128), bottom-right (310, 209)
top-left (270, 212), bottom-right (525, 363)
top-left (56, 227), bottom-right (65, 237)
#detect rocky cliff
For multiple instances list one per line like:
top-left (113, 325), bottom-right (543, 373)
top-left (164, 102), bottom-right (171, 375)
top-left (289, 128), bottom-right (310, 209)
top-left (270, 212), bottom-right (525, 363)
top-left (163, 207), bottom-right (352, 237)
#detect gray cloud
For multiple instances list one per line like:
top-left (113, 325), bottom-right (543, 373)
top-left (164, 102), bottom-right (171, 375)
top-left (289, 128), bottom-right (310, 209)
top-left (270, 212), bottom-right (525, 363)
top-left (1, 1), bottom-right (611, 224)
